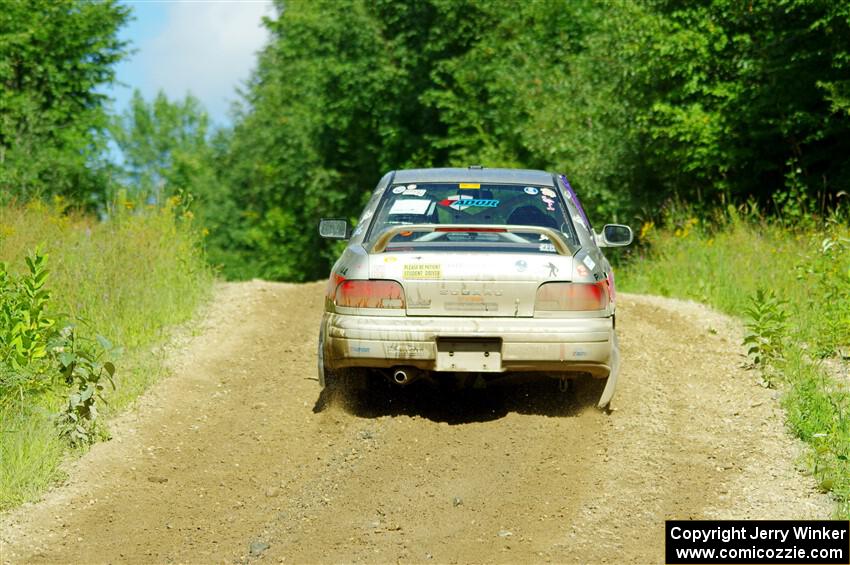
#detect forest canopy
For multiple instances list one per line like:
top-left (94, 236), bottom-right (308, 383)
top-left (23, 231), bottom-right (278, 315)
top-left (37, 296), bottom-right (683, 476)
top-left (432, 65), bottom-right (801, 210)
top-left (203, 0), bottom-right (850, 280)
top-left (2, 0), bottom-right (849, 280)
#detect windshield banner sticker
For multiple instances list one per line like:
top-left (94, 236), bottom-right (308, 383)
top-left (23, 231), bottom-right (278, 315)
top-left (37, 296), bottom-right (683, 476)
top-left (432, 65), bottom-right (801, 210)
top-left (403, 263), bottom-right (442, 280)
top-left (458, 183), bottom-right (480, 189)
top-left (389, 199), bottom-right (432, 215)
top-left (438, 196), bottom-right (499, 210)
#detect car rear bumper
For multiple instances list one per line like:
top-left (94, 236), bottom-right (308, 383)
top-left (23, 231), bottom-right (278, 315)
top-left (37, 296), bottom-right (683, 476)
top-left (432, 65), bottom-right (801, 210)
top-left (321, 313), bottom-right (614, 378)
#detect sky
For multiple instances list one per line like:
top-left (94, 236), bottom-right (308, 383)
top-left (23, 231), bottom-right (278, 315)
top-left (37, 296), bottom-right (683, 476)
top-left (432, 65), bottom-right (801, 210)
top-left (107, 1), bottom-right (274, 128)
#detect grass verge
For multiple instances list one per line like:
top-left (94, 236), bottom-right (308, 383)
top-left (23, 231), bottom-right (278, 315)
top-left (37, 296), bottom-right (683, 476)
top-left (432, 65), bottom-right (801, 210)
top-left (0, 198), bottom-right (212, 510)
top-left (616, 207), bottom-right (849, 518)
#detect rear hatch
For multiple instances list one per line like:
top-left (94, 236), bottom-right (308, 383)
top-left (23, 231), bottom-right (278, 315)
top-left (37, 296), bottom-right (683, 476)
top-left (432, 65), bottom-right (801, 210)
top-left (368, 252), bottom-right (574, 317)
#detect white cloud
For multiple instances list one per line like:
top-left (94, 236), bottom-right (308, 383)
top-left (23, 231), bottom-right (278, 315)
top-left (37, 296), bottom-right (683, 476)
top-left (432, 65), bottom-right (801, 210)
top-left (140, 1), bottom-right (273, 124)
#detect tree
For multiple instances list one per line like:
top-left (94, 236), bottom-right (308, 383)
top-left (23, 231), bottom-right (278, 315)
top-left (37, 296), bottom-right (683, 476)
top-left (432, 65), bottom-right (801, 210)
top-left (0, 0), bottom-right (130, 204)
top-left (215, 0), bottom-right (463, 280)
top-left (212, 0), bottom-right (850, 280)
top-left (110, 90), bottom-right (215, 204)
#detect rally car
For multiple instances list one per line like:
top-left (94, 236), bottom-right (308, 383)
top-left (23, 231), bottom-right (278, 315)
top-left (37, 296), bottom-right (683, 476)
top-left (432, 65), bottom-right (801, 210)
top-left (317, 167), bottom-right (632, 408)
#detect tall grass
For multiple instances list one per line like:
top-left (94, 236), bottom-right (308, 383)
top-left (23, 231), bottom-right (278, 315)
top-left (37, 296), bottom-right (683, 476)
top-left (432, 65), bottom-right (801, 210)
top-left (0, 197), bottom-right (212, 510)
top-left (617, 206), bottom-right (850, 518)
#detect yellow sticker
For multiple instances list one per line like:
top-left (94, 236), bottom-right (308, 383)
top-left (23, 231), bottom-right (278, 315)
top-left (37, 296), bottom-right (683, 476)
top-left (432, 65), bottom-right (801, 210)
top-left (459, 183), bottom-right (480, 189)
top-left (403, 263), bottom-right (442, 280)
top-left (384, 256), bottom-right (397, 263)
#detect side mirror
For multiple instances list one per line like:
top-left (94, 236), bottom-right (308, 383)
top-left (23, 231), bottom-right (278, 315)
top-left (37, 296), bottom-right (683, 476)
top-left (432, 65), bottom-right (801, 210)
top-left (598, 224), bottom-right (633, 247)
top-left (318, 218), bottom-right (350, 240)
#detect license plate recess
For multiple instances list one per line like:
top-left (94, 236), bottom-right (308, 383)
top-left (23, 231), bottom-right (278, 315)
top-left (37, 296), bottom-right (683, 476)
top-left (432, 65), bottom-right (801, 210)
top-left (436, 338), bottom-right (502, 372)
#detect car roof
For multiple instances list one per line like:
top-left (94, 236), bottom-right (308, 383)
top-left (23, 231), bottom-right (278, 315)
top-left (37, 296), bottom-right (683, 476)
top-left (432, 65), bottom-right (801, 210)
top-left (391, 167), bottom-right (555, 186)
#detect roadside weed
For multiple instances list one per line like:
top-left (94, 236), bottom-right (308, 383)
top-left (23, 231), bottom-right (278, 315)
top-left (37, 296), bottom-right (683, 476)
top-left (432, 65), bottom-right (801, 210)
top-left (0, 201), bottom-right (212, 510)
top-left (0, 248), bottom-right (54, 381)
top-left (53, 328), bottom-right (119, 446)
top-left (781, 350), bottom-right (850, 518)
top-left (620, 206), bottom-right (850, 519)
top-left (742, 288), bottom-right (788, 386)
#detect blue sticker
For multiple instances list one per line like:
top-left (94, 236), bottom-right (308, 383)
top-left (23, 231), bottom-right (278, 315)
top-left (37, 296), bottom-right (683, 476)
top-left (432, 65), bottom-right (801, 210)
top-left (524, 186), bottom-right (539, 195)
top-left (456, 198), bottom-right (499, 208)
top-left (439, 197), bottom-right (500, 210)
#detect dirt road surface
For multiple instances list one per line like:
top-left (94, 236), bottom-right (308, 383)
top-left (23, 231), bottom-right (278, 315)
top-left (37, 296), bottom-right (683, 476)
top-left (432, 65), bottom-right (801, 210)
top-left (0, 281), bottom-right (832, 564)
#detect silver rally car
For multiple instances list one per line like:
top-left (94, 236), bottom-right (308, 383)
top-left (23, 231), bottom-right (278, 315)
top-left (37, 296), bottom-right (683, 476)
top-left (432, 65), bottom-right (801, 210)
top-left (318, 167), bottom-right (632, 408)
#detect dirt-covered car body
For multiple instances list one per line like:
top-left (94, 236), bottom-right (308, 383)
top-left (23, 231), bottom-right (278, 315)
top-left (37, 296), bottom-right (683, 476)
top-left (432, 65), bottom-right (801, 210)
top-left (318, 167), bottom-right (632, 407)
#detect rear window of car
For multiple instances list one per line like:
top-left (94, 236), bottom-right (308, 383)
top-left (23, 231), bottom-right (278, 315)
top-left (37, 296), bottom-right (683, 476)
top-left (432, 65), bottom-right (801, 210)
top-left (365, 182), bottom-right (578, 254)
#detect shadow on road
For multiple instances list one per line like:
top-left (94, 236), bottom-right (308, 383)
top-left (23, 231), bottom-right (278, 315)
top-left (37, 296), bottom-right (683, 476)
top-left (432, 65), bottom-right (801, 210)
top-left (313, 375), bottom-right (605, 423)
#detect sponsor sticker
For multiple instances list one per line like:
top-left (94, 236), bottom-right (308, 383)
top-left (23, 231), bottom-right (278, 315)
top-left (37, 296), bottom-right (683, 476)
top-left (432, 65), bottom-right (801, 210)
top-left (438, 197), bottom-right (499, 210)
top-left (539, 243), bottom-right (557, 253)
top-left (407, 297), bottom-right (432, 308)
top-left (583, 255), bottom-right (596, 270)
top-left (541, 188), bottom-right (556, 198)
top-left (393, 186), bottom-right (425, 196)
top-left (459, 182), bottom-right (480, 189)
top-left (524, 186), bottom-right (539, 195)
top-left (386, 343), bottom-right (426, 357)
top-left (438, 196), bottom-right (499, 210)
top-left (403, 263), bottom-right (442, 279)
top-left (389, 199), bottom-right (431, 215)
top-left (457, 198), bottom-right (498, 207)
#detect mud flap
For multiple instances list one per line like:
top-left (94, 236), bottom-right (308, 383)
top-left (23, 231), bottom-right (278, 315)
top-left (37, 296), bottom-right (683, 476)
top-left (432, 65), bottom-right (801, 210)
top-left (597, 332), bottom-right (620, 409)
top-left (317, 327), bottom-right (328, 388)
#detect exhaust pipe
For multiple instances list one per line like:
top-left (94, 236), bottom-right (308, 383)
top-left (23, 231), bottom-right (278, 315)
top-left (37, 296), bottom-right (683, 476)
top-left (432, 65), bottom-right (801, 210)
top-left (391, 367), bottom-right (420, 385)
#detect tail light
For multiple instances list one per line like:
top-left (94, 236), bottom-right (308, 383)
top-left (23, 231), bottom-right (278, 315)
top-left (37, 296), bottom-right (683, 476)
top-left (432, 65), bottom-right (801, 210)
top-left (535, 281), bottom-right (609, 311)
top-left (325, 273), bottom-right (346, 299)
top-left (335, 280), bottom-right (406, 309)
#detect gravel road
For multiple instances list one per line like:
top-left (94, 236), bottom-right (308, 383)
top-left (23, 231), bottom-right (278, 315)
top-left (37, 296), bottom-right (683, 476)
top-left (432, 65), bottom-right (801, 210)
top-left (0, 281), bottom-right (832, 564)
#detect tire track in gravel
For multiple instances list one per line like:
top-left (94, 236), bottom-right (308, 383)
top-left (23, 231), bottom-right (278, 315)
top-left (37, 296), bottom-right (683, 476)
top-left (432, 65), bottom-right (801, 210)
top-left (0, 282), bottom-right (832, 564)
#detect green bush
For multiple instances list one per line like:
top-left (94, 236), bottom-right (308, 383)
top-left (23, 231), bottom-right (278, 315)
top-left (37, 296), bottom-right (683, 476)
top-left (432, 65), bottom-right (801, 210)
top-left (0, 249), bottom-right (54, 388)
